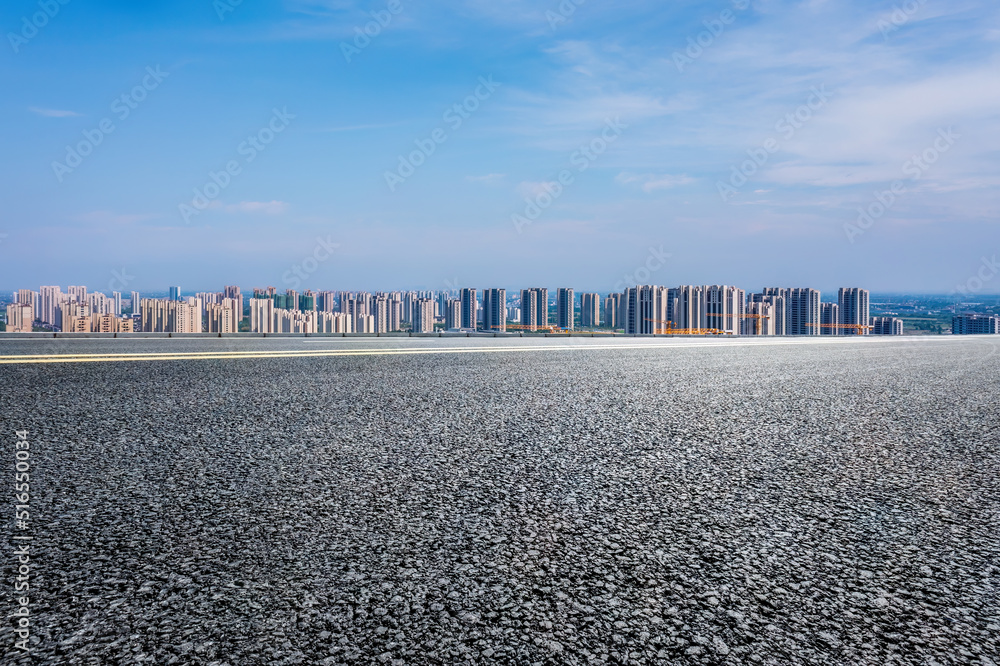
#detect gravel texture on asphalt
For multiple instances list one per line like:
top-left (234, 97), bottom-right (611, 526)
top-left (1, 336), bottom-right (998, 665)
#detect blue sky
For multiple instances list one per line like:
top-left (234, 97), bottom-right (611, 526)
top-left (2, 0), bottom-right (998, 294)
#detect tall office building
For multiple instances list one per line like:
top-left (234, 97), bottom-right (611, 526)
top-left (871, 317), bottom-right (903, 335)
top-left (413, 298), bottom-right (435, 333)
top-left (838, 287), bottom-right (870, 336)
top-left (460, 288), bottom-right (478, 329)
top-left (820, 303), bottom-right (840, 336)
top-left (785, 288), bottom-right (820, 335)
top-left (580, 293), bottom-right (600, 328)
top-left (556, 288), bottom-right (574, 330)
top-left (5, 304), bottom-right (33, 333)
top-left (168, 286), bottom-right (181, 302)
top-left (444, 299), bottom-right (461, 330)
top-left (483, 288), bottom-right (506, 332)
top-left (112, 292), bottom-right (122, 316)
top-left (952, 314), bottom-right (1000, 335)
top-left (129, 291), bottom-right (141, 315)
top-left (520, 288), bottom-right (548, 331)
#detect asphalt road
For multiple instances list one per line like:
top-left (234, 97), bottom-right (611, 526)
top-left (1, 336), bottom-right (997, 664)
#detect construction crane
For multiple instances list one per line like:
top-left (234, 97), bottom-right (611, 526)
top-left (805, 323), bottom-right (873, 332)
top-left (706, 312), bottom-right (770, 335)
top-left (643, 319), bottom-right (730, 335)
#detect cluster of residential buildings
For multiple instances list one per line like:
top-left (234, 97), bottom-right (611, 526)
top-left (7, 283), bottom-right (959, 337)
top-left (4, 286), bottom-right (134, 333)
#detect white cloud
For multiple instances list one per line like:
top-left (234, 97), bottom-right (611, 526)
top-left (29, 107), bottom-right (81, 118)
top-left (224, 201), bottom-right (290, 215)
top-left (466, 173), bottom-right (505, 183)
top-left (615, 172), bottom-right (695, 192)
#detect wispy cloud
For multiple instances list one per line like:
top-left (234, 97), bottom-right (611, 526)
top-left (467, 173), bottom-right (505, 184)
top-left (616, 172), bottom-right (695, 192)
top-left (29, 107), bottom-right (81, 118)
top-left (224, 201), bottom-right (290, 215)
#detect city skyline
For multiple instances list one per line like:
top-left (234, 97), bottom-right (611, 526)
top-left (2, 1), bottom-right (998, 292)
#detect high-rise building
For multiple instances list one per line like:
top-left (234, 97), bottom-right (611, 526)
top-left (129, 291), bottom-right (141, 315)
top-left (68, 285), bottom-right (87, 304)
top-left (112, 292), bottom-right (122, 316)
top-left (5, 304), bottom-right (33, 333)
top-left (317, 291), bottom-right (337, 313)
top-left (88, 292), bottom-right (112, 315)
top-left (460, 288), bottom-right (478, 329)
top-left (952, 314), bottom-right (1000, 335)
top-left (838, 287), bottom-right (870, 336)
top-left (520, 288), bottom-right (548, 331)
top-left (316, 311), bottom-right (353, 333)
top-left (140, 299), bottom-right (200, 333)
top-left (622, 285), bottom-right (670, 335)
top-left (603, 293), bottom-right (622, 329)
top-left (168, 286), bottom-right (181, 302)
top-left (206, 303), bottom-right (238, 333)
top-left (556, 288), bottom-right (574, 330)
top-left (249, 298), bottom-right (275, 333)
top-left (91, 314), bottom-right (134, 333)
top-left (445, 299), bottom-right (461, 330)
top-left (274, 309), bottom-right (317, 333)
top-left (223, 285), bottom-right (242, 311)
top-left (39, 286), bottom-right (63, 326)
top-left (16, 290), bottom-right (37, 322)
top-left (743, 300), bottom-right (775, 336)
top-left (785, 288), bottom-right (820, 335)
top-left (299, 291), bottom-right (316, 313)
top-left (820, 303), bottom-right (840, 336)
top-left (672, 285), bottom-right (706, 331)
top-left (413, 298), bottom-right (435, 333)
top-left (871, 317), bottom-right (903, 335)
top-left (580, 293), bottom-right (600, 328)
top-left (483, 288), bottom-right (506, 332)
top-left (60, 302), bottom-right (92, 333)
top-left (751, 292), bottom-right (786, 335)
top-left (705, 285), bottom-right (744, 335)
